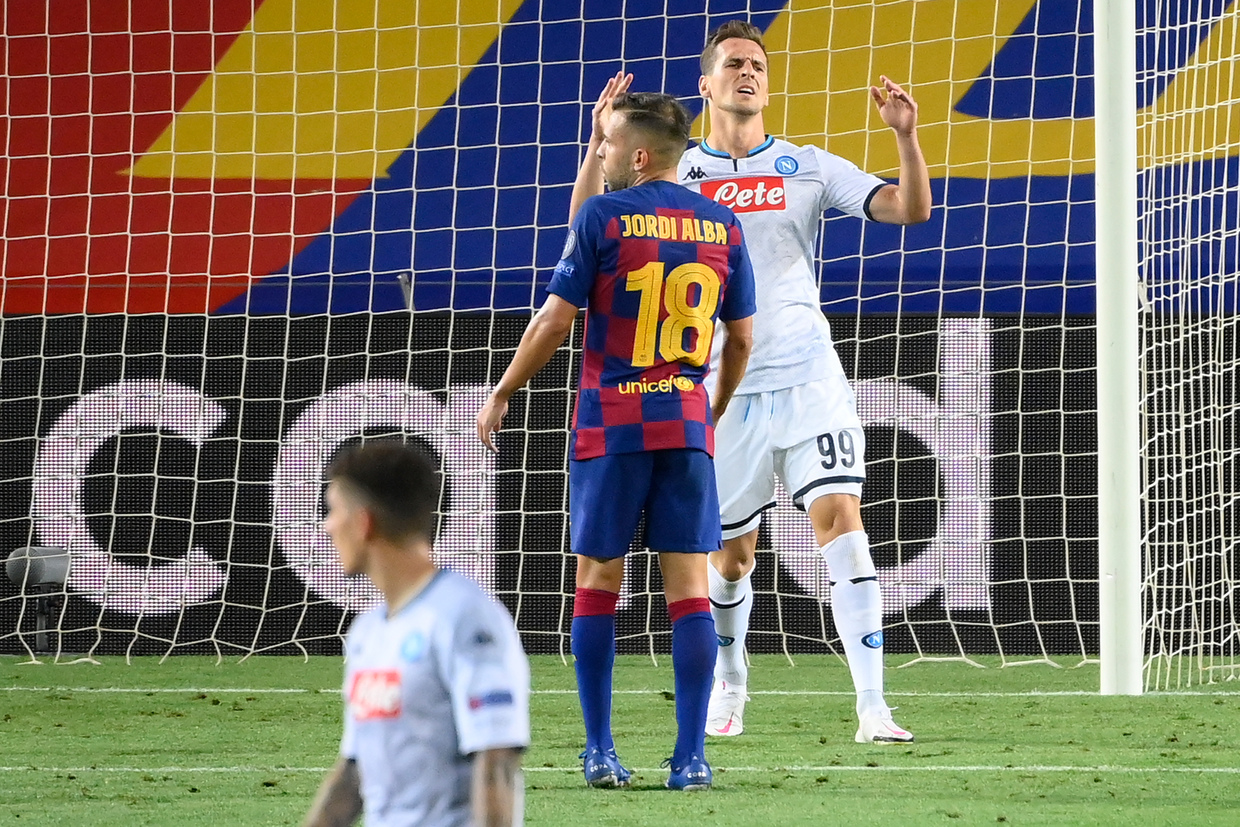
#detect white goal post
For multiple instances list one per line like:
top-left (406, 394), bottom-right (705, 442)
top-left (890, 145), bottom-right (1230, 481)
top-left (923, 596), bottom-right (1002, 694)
top-left (1094, 0), bottom-right (1142, 695)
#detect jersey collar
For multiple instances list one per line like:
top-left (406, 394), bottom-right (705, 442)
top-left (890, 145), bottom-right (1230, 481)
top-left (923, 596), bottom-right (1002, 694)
top-left (698, 135), bottom-right (775, 159)
top-left (386, 568), bottom-right (446, 619)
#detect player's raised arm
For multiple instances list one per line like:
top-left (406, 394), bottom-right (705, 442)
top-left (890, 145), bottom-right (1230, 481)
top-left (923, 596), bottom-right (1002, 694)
top-left (568, 71), bottom-right (632, 222)
top-left (301, 756), bottom-right (362, 827)
top-left (865, 75), bottom-right (932, 226)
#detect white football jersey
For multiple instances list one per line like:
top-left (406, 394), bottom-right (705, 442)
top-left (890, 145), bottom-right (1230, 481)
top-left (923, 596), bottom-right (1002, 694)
top-left (340, 569), bottom-right (530, 827)
top-left (679, 137), bottom-right (886, 394)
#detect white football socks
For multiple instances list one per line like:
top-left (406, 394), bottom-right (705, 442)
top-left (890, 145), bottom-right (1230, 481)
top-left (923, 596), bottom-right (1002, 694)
top-left (821, 530), bottom-right (885, 716)
top-left (707, 562), bottom-right (752, 688)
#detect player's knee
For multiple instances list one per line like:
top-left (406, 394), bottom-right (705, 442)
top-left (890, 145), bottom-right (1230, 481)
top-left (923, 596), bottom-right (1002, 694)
top-left (710, 543), bottom-right (755, 581)
top-left (575, 555), bottom-right (624, 592)
top-left (715, 556), bottom-right (753, 581)
top-left (808, 493), bottom-right (863, 546)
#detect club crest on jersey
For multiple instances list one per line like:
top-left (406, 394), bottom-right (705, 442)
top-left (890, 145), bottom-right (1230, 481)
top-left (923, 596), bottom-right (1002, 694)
top-left (862, 631), bottom-right (884, 649)
top-left (701, 177), bottom-right (786, 213)
top-left (774, 155), bottom-right (799, 175)
top-left (400, 631), bottom-right (428, 662)
top-left (349, 670), bottom-right (402, 720)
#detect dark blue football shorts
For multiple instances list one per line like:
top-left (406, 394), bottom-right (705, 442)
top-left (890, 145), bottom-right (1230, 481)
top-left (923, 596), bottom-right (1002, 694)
top-left (568, 448), bottom-right (722, 559)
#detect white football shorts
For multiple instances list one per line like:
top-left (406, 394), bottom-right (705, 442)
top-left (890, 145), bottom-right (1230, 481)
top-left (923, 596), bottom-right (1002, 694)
top-left (713, 374), bottom-right (866, 540)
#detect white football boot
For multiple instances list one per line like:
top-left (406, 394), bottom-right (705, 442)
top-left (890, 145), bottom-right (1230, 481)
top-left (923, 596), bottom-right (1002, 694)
top-left (704, 680), bottom-right (749, 737)
top-left (855, 706), bottom-right (914, 744)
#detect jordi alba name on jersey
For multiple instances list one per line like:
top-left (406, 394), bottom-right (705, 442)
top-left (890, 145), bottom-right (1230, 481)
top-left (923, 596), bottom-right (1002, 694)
top-left (548, 179), bottom-right (757, 460)
top-left (679, 138), bottom-right (886, 395)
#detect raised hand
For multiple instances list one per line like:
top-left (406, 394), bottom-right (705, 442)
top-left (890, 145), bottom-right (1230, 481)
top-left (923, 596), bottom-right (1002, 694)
top-left (591, 71), bottom-right (634, 141)
top-left (869, 75), bottom-right (918, 136)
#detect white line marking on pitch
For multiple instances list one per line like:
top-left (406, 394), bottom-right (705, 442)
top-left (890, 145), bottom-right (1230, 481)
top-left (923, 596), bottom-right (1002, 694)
top-left (3, 687), bottom-right (1239, 697)
top-left (0, 765), bottom-right (1236, 775)
top-left (0, 687), bottom-right (320, 694)
top-left (534, 689), bottom-right (1240, 697)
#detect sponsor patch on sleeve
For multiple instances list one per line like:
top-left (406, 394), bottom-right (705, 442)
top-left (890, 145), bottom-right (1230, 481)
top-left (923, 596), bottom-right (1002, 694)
top-left (468, 690), bottom-right (515, 710)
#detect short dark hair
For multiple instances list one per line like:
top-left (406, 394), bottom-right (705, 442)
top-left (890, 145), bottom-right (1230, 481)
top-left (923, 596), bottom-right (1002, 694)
top-left (610, 91), bottom-right (692, 167)
top-left (700, 20), bottom-right (767, 75)
top-left (327, 441), bottom-right (440, 542)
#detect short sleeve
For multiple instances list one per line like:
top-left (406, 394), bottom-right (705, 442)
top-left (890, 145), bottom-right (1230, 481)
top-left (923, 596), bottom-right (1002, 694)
top-left (339, 628), bottom-right (362, 759)
top-left (441, 596), bottom-right (531, 756)
top-left (340, 704), bottom-right (357, 759)
top-left (719, 221), bottom-right (757, 322)
top-left (812, 147), bottom-right (887, 221)
top-left (546, 199), bottom-right (604, 308)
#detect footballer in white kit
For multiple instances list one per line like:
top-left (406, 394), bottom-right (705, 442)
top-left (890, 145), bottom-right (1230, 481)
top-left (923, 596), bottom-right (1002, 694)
top-left (680, 20), bottom-right (932, 744)
top-left (681, 138), bottom-right (880, 515)
top-left (304, 442), bottom-right (528, 827)
top-left (342, 570), bottom-right (530, 827)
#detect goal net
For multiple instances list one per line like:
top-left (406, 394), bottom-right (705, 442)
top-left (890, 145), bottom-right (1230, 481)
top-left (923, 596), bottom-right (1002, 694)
top-left (0, 1), bottom-right (1228, 683)
top-left (1138, 0), bottom-right (1240, 689)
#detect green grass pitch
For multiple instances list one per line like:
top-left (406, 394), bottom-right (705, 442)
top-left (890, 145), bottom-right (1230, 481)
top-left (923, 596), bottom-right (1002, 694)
top-left (2, 654), bottom-right (1238, 826)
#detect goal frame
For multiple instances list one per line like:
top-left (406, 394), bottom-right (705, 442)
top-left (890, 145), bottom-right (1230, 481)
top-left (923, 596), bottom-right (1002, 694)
top-left (1094, 0), bottom-right (1143, 695)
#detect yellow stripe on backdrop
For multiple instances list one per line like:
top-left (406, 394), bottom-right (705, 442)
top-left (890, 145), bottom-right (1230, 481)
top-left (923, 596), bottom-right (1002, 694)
top-left (695, 0), bottom-right (1239, 179)
top-left (123, 0), bottom-right (1238, 183)
top-left (129, 0), bottom-right (524, 181)
top-left (1142, 9), bottom-right (1240, 170)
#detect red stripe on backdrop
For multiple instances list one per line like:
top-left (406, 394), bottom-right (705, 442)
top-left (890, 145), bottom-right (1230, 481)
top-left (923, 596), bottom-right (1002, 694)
top-left (0, 0), bottom-right (368, 315)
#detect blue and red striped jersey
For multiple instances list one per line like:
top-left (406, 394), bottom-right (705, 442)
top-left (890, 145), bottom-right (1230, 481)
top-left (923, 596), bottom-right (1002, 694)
top-left (547, 179), bottom-right (756, 460)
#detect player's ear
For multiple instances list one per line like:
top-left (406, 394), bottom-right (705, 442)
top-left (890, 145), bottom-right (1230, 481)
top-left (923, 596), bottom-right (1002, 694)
top-left (357, 506), bottom-right (379, 542)
top-left (698, 75), bottom-right (710, 99)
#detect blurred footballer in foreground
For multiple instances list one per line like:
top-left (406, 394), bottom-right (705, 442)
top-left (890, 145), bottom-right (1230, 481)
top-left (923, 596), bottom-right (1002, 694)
top-left (303, 442), bottom-right (529, 827)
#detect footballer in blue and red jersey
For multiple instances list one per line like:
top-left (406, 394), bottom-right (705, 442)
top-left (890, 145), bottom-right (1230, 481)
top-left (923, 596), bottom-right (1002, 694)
top-left (548, 178), bottom-right (755, 560)
top-left (548, 179), bottom-right (757, 462)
